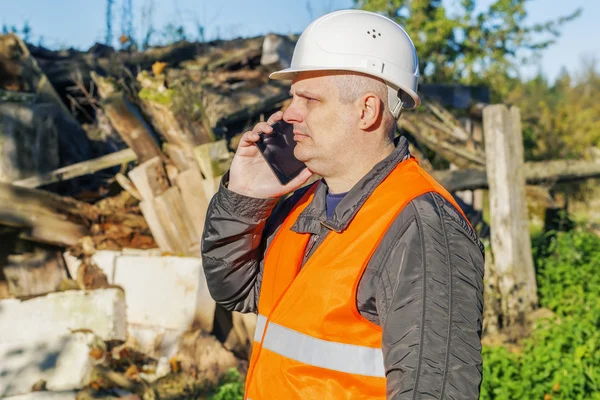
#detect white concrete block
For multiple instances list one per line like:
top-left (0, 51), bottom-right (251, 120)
top-left (114, 255), bottom-right (214, 331)
top-left (0, 289), bottom-right (126, 343)
top-left (4, 392), bottom-right (77, 400)
top-left (63, 250), bottom-right (118, 282)
top-left (0, 333), bottom-right (95, 397)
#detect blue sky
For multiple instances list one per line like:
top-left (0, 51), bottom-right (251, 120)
top-left (2, 0), bottom-right (598, 82)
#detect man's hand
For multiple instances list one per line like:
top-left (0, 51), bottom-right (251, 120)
top-left (228, 111), bottom-right (313, 199)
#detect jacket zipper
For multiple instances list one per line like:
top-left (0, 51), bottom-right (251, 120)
top-left (304, 234), bottom-right (319, 259)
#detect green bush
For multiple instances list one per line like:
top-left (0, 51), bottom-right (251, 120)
top-left (482, 228), bottom-right (600, 399)
top-left (535, 229), bottom-right (600, 317)
top-left (208, 368), bottom-right (245, 400)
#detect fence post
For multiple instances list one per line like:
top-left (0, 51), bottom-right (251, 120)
top-left (483, 105), bottom-right (537, 327)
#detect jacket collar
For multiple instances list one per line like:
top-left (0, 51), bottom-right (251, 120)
top-left (291, 136), bottom-right (410, 234)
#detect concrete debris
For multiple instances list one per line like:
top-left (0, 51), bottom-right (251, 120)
top-left (64, 249), bottom-right (215, 330)
top-left (114, 254), bottom-right (214, 331)
top-left (0, 332), bottom-right (98, 397)
top-left (0, 288), bottom-right (127, 343)
top-left (64, 249), bottom-right (216, 360)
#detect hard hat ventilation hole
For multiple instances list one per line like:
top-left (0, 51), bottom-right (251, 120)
top-left (367, 29), bottom-right (382, 39)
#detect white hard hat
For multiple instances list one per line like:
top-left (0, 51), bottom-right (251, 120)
top-left (270, 9), bottom-right (421, 118)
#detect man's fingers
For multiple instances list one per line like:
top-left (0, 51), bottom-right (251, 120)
top-left (238, 130), bottom-right (261, 148)
top-left (239, 111), bottom-right (285, 149)
top-left (266, 111), bottom-right (283, 126)
top-left (252, 122), bottom-right (271, 135)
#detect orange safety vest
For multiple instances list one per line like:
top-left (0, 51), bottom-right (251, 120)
top-left (245, 157), bottom-right (469, 399)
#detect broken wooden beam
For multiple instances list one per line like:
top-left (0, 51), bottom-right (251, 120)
top-left (128, 157), bottom-right (174, 253)
top-left (175, 167), bottom-right (209, 238)
top-left (0, 200), bottom-right (88, 247)
top-left (399, 116), bottom-right (486, 168)
top-left (10, 139), bottom-right (230, 190)
top-left (154, 186), bottom-right (201, 256)
top-left (102, 92), bottom-right (163, 163)
top-left (12, 148), bottom-right (136, 188)
top-left (0, 182), bottom-right (99, 221)
top-left (0, 182), bottom-right (96, 246)
top-left (433, 159), bottom-right (600, 192)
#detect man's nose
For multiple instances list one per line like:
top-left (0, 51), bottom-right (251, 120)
top-left (283, 100), bottom-right (303, 124)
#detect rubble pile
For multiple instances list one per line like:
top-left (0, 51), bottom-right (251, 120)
top-left (0, 31), bottom-right (493, 399)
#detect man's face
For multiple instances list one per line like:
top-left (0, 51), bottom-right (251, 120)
top-left (282, 72), bottom-right (358, 176)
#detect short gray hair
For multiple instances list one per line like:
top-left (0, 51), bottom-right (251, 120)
top-left (329, 71), bottom-right (396, 140)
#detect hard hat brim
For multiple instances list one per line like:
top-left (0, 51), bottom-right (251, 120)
top-left (270, 67), bottom-right (420, 109)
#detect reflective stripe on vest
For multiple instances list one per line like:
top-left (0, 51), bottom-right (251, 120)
top-left (254, 314), bottom-right (385, 377)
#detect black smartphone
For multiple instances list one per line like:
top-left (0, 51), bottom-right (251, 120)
top-left (254, 120), bottom-right (307, 185)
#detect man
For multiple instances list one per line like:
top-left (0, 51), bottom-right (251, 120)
top-left (201, 9), bottom-right (484, 400)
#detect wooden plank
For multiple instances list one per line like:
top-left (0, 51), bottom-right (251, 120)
top-left (138, 200), bottom-right (174, 254)
top-left (399, 117), bottom-right (486, 168)
top-left (102, 92), bottom-right (162, 163)
top-left (483, 105), bottom-right (537, 326)
top-left (10, 141), bottom-right (228, 190)
top-left (115, 173), bottom-right (142, 200)
top-left (0, 182), bottom-right (148, 248)
top-left (0, 182), bottom-right (98, 222)
top-left (0, 201), bottom-right (87, 246)
top-left (425, 102), bottom-right (470, 141)
top-left (128, 156), bottom-right (170, 200)
top-left (164, 143), bottom-right (195, 172)
top-left (433, 160), bottom-right (600, 192)
top-left (153, 187), bottom-right (200, 256)
top-left (175, 168), bottom-right (209, 238)
top-left (12, 148), bottom-right (136, 188)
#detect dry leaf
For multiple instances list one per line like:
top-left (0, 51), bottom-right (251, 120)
top-left (89, 347), bottom-right (104, 360)
top-left (169, 356), bottom-right (180, 373)
top-left (152, 61), bottom-right (168, 76)
top-left (89, 379), bottom-right (102, 390)
top-left (125, 364), bottom-right (139, 380)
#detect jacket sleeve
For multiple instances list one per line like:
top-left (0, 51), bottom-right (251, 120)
top-left (377, 192), bottom-right (484, 400)
top-left (200, 174), bottom-right (279, 313)
top-left (200, 173), bottom-right (309, 313)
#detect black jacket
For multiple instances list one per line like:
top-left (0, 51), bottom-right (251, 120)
top-left (201, 136), bottom-right (485, 399)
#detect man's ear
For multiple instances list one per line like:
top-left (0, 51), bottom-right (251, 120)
top-left (358, 93), bottom-right (383, 131)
